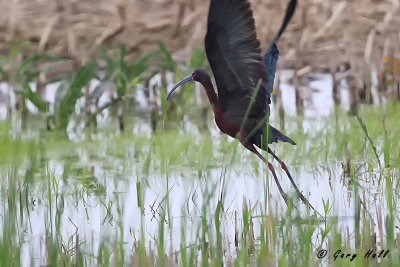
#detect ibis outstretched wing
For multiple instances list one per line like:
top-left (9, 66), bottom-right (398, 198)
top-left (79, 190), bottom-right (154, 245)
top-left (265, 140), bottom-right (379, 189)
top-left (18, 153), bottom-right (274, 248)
top-left (205, 0), bottom-right (269, 124)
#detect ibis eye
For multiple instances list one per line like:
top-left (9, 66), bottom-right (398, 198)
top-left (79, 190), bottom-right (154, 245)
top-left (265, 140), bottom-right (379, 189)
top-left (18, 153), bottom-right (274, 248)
top-left (192, 72), bottom-right (196, 79)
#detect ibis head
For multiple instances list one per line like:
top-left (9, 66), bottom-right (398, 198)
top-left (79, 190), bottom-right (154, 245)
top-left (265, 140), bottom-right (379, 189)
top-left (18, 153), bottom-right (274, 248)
top-left (166, 69), bottom-right (211, 100)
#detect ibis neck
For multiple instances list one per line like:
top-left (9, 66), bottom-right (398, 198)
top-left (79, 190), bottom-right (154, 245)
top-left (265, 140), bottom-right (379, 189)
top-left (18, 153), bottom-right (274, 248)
top-left (199, 76), bottom-right (219, 113)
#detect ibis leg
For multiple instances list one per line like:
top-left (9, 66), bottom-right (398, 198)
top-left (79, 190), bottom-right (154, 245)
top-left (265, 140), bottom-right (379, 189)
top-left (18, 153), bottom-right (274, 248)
top-left (246, 145), bottom-right (288, 205)
top-left (267, 148), bottom-right (318, 213)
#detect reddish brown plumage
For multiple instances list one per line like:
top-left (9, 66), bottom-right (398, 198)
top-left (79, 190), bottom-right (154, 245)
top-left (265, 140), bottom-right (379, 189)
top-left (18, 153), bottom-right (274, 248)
top-left (214, 106), bottom-right (241, 139)
top-left (196, 71), bottom-right (241, 140)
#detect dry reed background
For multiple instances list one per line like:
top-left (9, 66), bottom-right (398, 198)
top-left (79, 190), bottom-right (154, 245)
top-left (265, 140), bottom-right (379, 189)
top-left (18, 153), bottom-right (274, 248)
top-left (0, 0), bottom-right (399, 83)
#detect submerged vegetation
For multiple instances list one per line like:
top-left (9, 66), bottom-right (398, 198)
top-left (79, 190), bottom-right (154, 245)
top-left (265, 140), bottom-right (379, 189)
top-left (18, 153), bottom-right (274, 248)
top-left (0, 42), bottom-right (400, 266)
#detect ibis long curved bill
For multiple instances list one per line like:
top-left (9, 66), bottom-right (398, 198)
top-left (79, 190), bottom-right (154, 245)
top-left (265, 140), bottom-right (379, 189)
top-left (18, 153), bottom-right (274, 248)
top-left (166, 75), bottom-right (193, 100)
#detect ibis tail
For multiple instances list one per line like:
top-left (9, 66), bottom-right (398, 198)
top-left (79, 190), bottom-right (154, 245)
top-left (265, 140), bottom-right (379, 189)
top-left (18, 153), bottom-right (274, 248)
top-left (269, 125), bottom-right (296, 145)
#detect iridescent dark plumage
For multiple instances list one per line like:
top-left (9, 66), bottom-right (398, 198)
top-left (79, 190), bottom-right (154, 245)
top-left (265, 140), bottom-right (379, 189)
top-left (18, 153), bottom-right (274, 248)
top-left (167, 0), bottom-right (317, 211)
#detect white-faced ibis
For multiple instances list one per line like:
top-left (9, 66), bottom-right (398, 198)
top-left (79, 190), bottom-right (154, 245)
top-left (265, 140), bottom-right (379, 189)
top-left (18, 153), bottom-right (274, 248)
top-left (167, 0), bottom-right (315, 210)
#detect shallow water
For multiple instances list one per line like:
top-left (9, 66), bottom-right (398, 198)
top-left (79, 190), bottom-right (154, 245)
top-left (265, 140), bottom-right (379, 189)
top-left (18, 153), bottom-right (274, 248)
top-left (0, 72), bottom-right (398, 266)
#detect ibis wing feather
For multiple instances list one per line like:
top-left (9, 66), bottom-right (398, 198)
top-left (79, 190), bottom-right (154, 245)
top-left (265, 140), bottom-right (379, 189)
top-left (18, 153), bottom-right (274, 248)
top-left (205, 0), bottom-right (270, 124)
top-left (263, 43), bottom-right (279, 96)
top-left (263, 0), bottom-right (297, 95)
